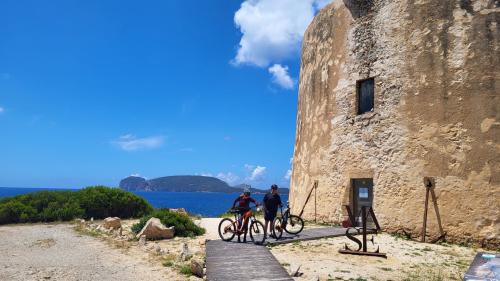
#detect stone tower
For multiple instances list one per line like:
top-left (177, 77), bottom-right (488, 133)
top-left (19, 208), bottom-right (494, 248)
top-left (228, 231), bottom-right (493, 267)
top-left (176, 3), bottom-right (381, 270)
top-left (290, 0), bottom-right (499, 247)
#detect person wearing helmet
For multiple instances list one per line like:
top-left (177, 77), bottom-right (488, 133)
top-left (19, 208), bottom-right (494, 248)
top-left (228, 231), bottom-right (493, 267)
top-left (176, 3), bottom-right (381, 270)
top-left (232, 188), bottom-right (259, 234)
top-left (263, 184), bottom-right (282, 238)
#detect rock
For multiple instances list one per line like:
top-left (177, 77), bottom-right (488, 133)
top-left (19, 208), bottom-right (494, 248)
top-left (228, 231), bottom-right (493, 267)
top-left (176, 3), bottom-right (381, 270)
top-left (90, 217), bottom-right (94, 222)
top-left (289, 263), bottom-right (302, 277)
top-left (136, 217), bottom-right (175, 240)
top-left (103, 217), bottom-right (121, 229)
top-left (170, 208), bottom-right (188, 215)
top-left (190, 258), bottom-right (204, 278)
top-left (154, 244), bottom-right (164, 255)
top-left (179, 243), bottom-right (192, 261)
top-left (138, 235), bottom-right (146, 246)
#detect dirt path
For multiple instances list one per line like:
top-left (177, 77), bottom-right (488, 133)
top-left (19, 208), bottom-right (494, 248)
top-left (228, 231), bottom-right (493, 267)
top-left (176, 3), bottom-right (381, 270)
top-left (0, 223), bottom-right (170, 281)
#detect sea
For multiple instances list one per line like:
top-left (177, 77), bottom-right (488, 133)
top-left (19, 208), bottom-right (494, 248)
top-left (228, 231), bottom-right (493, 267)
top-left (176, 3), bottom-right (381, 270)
top-left (0, 187), bottom-right (289, 217)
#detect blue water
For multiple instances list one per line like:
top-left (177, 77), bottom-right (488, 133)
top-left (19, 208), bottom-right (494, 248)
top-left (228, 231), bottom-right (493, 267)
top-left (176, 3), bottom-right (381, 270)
top-left (0, 187), bottom-right (288, 217)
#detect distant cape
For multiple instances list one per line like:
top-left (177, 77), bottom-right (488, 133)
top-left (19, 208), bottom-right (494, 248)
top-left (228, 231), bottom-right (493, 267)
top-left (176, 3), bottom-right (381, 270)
top-left (119, 175), bottom-right (289, 194)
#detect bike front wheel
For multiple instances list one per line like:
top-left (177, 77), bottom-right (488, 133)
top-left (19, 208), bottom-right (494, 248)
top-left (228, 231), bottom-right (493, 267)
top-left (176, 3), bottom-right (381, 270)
top-left (272, 217), bottom-right (283, 239)
top-left (218, 218), bottom-right (236, 241)
top-left (249, 220), bottom-right (266, 245)
top-left (284, 215), bottom-right (304, 235)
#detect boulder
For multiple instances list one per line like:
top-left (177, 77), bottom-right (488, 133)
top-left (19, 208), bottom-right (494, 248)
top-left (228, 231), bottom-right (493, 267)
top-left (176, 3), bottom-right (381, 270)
top-left (103, 217), bottom-right (121, 229)
top-left (190, 258), bottom-right (204, 278)
top-left (136, 217), bottom-right (175, 240)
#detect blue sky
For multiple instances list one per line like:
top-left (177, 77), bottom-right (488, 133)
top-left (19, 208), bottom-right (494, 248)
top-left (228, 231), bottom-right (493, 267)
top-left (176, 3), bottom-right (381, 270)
top-left (0, 0), bottom-right (330, 189)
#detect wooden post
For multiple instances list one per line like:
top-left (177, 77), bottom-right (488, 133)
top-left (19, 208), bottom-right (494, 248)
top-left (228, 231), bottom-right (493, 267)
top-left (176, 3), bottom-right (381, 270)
top-left (314, 183), bottom-right (317, 223)
top-left (299, 180), bottom-right (318, 218)
top-left (430, 188), bottom-right (445, 237)
top-left (421, 177), bottom-right (434, 242)
top-left (421, 187), bottom-right (430, 242)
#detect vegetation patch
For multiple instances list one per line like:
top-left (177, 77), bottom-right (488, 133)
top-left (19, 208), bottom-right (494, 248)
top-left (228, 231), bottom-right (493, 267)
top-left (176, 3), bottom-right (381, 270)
top-left (131, 208), bottom-right (205, 237)
top-left (178, 264), bottom-right (193, 276)
top-left (0, 186), bottom-right (153, 225)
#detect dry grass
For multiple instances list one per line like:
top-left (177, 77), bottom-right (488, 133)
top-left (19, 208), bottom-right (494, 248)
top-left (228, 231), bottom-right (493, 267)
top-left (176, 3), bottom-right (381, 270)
top-left (271, 233), bottom-right (479, 281)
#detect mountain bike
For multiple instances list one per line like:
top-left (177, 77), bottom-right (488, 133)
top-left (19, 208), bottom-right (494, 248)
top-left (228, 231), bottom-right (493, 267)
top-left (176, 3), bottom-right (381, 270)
top-left (218, 206), bottom-right (266, 245)
top-left (272, 202), bottom-right (305, 239)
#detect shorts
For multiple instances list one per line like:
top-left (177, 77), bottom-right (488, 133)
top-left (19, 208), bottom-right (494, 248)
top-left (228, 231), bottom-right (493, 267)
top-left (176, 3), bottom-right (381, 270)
top-left (264, 210), bottom-right (277, 221)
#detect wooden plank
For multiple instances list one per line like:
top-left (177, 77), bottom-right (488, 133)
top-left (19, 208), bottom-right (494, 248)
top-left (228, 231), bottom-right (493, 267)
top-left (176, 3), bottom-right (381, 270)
top-left (206, 227), bottom-right (373, 280)
top-left (206, 240), bottom-right (293, 281)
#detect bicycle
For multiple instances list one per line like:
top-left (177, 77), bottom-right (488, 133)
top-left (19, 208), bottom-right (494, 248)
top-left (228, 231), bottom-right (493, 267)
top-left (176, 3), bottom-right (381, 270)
top-left (218, 206), bottom-right (266, 245)
top-left (271, 202), bottom-right (305, 239)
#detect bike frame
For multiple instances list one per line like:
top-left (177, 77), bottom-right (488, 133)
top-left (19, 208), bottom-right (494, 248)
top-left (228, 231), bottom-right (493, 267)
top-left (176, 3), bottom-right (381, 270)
top-left (278, 203), bottom-right (290, 228)
top-left (228, 207), bottom-right (258, 232)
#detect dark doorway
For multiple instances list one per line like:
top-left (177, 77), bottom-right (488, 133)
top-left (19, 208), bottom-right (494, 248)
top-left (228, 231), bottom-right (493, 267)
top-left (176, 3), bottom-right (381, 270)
top-left (352, 178), bottom-right (374, 226)
top-left (357, 78), bottom-right (374, 114)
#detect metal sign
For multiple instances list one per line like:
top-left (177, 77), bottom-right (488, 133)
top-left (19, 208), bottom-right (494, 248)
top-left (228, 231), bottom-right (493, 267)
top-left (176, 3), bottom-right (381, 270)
top-left (339, 206), bottom-right (386, 258)
top-left (463, 252), bottom-right (499, 280)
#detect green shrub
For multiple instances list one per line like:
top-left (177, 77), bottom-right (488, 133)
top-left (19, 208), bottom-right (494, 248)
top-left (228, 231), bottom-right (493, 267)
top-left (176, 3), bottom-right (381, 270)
top-left (77, 186), bottom-right (153, 219)
top-left (132, 209), bottom-right (205, 237)
top-left (0, 186), bottom-right (153, 225)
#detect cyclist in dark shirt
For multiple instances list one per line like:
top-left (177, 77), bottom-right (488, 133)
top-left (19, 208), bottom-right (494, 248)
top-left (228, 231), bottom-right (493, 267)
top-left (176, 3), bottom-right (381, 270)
top-left (232, 188), bottom-right (259, 233)
top-left (263, 184), bottom-right (282, 238)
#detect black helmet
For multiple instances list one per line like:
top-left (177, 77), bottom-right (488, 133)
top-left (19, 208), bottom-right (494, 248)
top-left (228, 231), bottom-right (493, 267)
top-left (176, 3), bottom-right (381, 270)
top-left (243, 187), bottom-right (251, 196)
top-left (271, 184), bottom-right (278, 190)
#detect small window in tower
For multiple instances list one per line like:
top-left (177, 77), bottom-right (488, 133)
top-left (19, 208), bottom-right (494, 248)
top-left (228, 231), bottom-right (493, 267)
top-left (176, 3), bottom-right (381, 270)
top-left (357, 78), bottom-right (374, 115)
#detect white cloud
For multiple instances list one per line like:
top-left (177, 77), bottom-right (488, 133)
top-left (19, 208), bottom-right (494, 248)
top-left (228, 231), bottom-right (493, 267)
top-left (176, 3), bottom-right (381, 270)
top-left (233, 0), bottom-right (331, 67)
top-left (112, 134), bottom-right (165, 151)
top-left (216, 172), bottom-right (240, 185)
top-left (200, 172), bottom-right (213, 177)
top-left (268, 64), bottom-right (294, 89)
top-left (245, 164), bottom-right (267, 181)
top-left (0, 107), bottom-right (4, 114)
top-left (130, 173), bottom-right (147, 179)
top-left (283, 156), bottom-right (294, 181)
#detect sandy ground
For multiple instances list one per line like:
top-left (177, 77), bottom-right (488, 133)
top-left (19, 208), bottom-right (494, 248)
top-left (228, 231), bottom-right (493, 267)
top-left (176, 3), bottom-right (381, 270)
top-left (0, 223), bottom-right (170, 281)
top-left (270, 233), bottom-right (481, 281)
top-left (0, 218), bottom-right (225, 281)
top-left (0, 218), bottom-right (484, 281)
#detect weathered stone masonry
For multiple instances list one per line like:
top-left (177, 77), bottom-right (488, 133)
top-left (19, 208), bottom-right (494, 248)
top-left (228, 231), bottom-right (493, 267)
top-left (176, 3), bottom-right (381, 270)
top-left (290, 0), bottom-right (499, 248)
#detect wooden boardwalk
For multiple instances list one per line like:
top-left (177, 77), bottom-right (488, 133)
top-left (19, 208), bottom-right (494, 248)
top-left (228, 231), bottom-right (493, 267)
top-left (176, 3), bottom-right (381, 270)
top-left (266, 226), bottom-right (350, 246)
top-left (205, 227), bottom-right (369, 280)
top-left (206, 240), bottom-right (293, 281)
